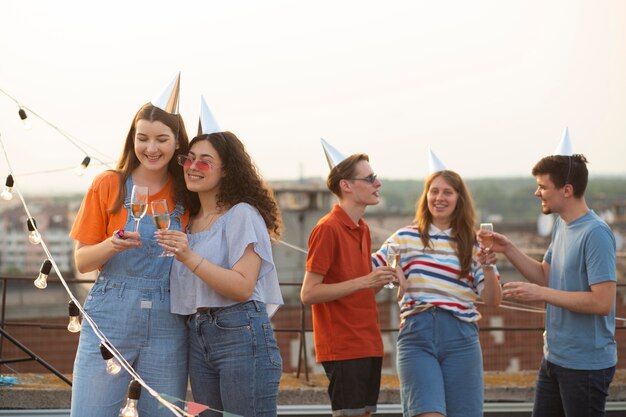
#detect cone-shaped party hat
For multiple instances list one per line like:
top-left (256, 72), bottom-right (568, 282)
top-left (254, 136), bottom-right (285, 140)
top-left (321, 138), bottom-right (347, 170)
top-left (553, 127), bottom-right (574, 156)
top-left (197, 96), bottom-right (221, 136)
top-left (151, 72), bottom-right (180, 114)
top-left (428, 148), bottom-right (447, 174)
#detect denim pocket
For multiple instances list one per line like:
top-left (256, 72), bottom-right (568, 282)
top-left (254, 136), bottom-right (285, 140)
top-left (214, 310), bottom-right (252, 331)
top-left (262, 322), bottom-right (283, 368)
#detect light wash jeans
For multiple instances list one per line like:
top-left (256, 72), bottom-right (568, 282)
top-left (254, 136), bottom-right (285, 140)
top-left (397, 307), bottom-right (483, 417)
top-left (70, 180), bottom-right (188, 417)
top-left (189, 300), bottom-right (283, 417)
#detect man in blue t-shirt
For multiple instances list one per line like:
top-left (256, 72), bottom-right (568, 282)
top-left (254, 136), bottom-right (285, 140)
top-left (491, 153), bottom-right (617, 417)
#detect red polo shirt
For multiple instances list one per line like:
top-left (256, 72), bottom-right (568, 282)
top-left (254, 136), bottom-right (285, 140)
top-left (306, 204), bottom-right (383, 362)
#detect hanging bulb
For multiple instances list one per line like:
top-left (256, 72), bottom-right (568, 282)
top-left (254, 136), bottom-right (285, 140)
top-left (1, 175), bottom-right (14, 200)
top-left (67, 300), bottom-right (81, 333)
top-left (34, 259), bottom-right (52, 289)
top-left (18, 107), bottom-right (32, 130)
top-left (26, 218), bottom-right (41, 244)
top-left (99, 343), bottom-right (122, 375)
top-left (119, 379), bottom-right (141, 417)
top-left (74, 156), bottom-right (91, 176)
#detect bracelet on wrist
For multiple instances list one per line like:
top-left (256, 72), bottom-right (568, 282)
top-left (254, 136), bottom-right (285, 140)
top-left (191, 257), bottom-right (204, 274)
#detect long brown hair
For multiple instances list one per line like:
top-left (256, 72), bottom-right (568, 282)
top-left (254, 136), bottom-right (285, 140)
top-left (414, 170), bottom-right (476, 278)
top-left (112, 103), bottom-right (190, 212)
top-left (187, 132), bottom-right (282, 240)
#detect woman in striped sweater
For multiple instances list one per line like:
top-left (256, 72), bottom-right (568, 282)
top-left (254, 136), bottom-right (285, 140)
top-left (373, 169), bottom-right (501, 417)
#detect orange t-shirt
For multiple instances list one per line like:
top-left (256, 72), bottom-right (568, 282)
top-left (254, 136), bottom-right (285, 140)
top-left (306, 204), bottom-right (383, 362)
top-left (70, 170), bottom-right (189, 246)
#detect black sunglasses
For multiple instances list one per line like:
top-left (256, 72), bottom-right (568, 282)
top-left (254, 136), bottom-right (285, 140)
top-left (347, 173), bottom-right (378, 184)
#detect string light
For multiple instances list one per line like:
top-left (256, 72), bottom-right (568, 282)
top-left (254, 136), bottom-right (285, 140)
top-left (1, 174), bottom-right (13, 200)
top-left (74, 156), bottom-right (91, 176)
top-left (18, 107), bottom-right (32, 130)
top-left (34, 259), bottom-right (52, 289)
top-left (119, 379), bottom-right (141, 417)
top-left (67, 300), bottom-right (81, 333)
top-left (99, 343), bottom-right (122, 375)
top-left (26, 217), bottom-right (41, 244)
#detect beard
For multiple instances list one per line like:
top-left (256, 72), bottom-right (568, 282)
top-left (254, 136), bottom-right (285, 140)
top-left (541, 205), bottom-right (552, 215)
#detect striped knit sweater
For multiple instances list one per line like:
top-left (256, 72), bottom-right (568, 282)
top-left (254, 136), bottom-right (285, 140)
top-left (372, 224), bottom-right (500, 324)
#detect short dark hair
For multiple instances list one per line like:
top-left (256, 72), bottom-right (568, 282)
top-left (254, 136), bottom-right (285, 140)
top-left (531, 154), bottom-right (589, 197)
top-left (326, 154), bottom-right (369, 197)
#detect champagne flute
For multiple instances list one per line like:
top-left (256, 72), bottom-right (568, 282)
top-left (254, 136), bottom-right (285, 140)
top-left (385, 242), bottom-right (400, 289)
top-left (480, 223), bottom-right (494, 267)
top-left (151, 199), bottom-right (174, 257)
top-left (130, 185), bottom-right (148, 233)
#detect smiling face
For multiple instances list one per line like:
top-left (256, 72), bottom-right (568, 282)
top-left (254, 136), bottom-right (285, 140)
top-left (182, 139), bottom-right (224, 194)
top-left (134, 119), bottom-right (178, 173)
top-left (426, 175), bottom-right (459, 229)
top-left (534, 173), bottom-right (565, 215)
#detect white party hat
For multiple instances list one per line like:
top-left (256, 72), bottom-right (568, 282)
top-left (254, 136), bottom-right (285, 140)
top-left (553, 127), bottom-right (574, 156)
top-left (321, 138), bottom-right (347, 170)
top-left (150, 72), bottom-right (180, 114)
top-left (428, 148), bottom-right (447, 174)
top-left (198, 96), bottom-right (221, 136)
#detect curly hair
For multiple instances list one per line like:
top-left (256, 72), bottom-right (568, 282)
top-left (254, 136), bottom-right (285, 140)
top-left (414, 170), bottom-right (477, 278)
top-left (112, 103), bottom-right (191, 213)
top-left (187, 132), bottom-right (283, 240)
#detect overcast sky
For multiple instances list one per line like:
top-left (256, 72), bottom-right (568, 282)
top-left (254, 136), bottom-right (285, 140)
top-left (1, 0), bottom-right (625, 195)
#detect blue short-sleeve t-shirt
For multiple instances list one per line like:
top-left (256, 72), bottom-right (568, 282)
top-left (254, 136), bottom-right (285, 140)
top-left (170, 203), bottom-right (283, 317)
top-left (544, 210), bottom-right (617, 369)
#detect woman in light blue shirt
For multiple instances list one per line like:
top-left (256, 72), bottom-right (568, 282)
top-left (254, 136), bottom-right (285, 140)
top-left (156, 130), bottom-right (283, 417)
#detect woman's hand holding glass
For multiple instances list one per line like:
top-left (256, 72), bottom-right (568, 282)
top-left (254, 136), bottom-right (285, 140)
top-left (155, 229), bottom-right (190, 260)
top-left (110, 229), bottom-right (142, 253)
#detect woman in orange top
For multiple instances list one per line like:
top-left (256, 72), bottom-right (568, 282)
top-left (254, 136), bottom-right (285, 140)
top-left (69, 78), bottom-right (192, 417)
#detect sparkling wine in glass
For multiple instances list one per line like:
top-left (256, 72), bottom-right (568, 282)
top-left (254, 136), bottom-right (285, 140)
top-left (151, 199), bottom-right (174, 257)
top-left (130, 185), bottom-right (149, 233)
top-left (480, 223), bottom-right (494, 267)
top-left (385, 242), bottom-right (400, 289)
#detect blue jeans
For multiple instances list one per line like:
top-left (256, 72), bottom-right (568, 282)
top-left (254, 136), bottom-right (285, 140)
top-left (396, 308), bottom-right (483, 417)
top-left (189, 300), bottom-right (283, 417)
top-left (532, 358), bottom-right (615, 417)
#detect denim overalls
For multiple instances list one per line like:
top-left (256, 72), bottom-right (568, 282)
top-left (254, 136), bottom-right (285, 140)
top-left (70, 177), bottom-right (188, 417)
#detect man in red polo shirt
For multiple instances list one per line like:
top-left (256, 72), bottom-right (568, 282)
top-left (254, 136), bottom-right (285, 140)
top-left (301, 140), bottom-right (396, 417)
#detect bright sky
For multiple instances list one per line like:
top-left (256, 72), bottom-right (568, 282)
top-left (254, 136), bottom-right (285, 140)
top-left (1, 0), bottom-right (625, 195)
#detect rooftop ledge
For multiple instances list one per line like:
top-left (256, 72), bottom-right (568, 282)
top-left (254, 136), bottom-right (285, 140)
top-left (1, 371), bottom-right (626, 410)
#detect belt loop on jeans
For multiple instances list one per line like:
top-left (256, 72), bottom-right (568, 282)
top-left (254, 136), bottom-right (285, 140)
top-left (251, 300), bottom-right (261, 312)
top-left (117, 282), bottom-right (126, 298)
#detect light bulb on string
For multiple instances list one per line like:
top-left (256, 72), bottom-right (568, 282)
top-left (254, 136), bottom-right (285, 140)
top-left (1, 175), bottom-right (14, 200)
top-left (119, 379), bottom-right (141, 417)
top-left (99, 343), bottom-right (122, 375)
top-left (18, 107), bottom-right (32, 130)
top-left (34, 259), bottom-right (52, 289)
top-left (67, 300), bottom-right (81, 333)
top-left (74, 156), bottom-right (91, 176)
top-left (26, 218), bottom-right (41, 244)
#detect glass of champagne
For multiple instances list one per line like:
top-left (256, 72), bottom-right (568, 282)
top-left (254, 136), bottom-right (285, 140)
top-left (480, 223), bottom-right (494, 267)
top-left (385, 242), bottom-right (400, 289)
top-left (130, 185), bottom-right (148, 233)
top-left (151, 199), bottom-right (174, 257)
